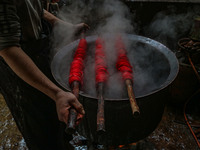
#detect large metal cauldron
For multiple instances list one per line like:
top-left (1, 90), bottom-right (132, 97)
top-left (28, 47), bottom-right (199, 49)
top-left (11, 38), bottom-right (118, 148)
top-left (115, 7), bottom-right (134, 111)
top-left (51, 34), bottom-right (179, 145)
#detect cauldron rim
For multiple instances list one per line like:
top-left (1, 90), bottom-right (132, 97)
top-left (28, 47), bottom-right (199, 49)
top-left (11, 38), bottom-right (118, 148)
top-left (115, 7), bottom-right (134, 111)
top-left (51, 34), bottom-right (179, 101)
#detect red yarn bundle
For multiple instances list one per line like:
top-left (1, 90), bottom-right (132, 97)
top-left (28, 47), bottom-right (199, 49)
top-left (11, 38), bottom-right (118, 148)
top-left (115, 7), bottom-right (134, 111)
top-left (69, 39), bottom-right (87, 86)
top-left (116, 37), bottom-right (133, 81)
top-left (95, 37), bottom-right (108, 84)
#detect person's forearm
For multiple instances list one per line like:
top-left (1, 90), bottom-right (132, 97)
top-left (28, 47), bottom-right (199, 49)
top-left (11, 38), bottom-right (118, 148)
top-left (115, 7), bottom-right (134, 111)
top-left (0, 46), bottom-right (61, 101)
top-left (43, 9), bottom-right (73, 27)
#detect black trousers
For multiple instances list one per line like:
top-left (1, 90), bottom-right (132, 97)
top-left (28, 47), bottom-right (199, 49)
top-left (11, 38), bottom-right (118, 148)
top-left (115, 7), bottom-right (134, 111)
top-left (0, 37), bottom-right (73, 150)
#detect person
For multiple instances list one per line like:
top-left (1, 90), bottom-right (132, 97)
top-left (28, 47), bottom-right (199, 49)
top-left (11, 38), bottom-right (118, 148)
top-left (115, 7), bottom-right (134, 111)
top-left (0, 0), bottom-right (89, 149)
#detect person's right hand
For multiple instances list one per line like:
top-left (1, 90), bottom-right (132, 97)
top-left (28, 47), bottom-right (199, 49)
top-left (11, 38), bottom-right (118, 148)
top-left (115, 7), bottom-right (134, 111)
top-left (55, 90), bottom-right (85, 125)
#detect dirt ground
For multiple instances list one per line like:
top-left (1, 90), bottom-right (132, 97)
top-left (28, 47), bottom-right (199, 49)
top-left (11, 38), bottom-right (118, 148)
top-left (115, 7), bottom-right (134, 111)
top-left (0, 94), bottom-right (27, 150)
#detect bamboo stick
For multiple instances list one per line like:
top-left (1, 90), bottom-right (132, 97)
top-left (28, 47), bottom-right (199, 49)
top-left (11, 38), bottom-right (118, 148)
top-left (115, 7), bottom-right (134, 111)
top-left (65, 31), bottom-right (86, 134)
top-left (97, 83), bottom-right (105, 134)
top-left (125, 79), bottom-right (140, 117)
top-left (65, 81), bottom-right (80, 134)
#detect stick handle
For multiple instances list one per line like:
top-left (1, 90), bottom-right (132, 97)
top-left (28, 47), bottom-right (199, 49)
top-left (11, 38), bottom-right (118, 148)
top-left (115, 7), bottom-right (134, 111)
top-left (97, 83), bottom-right (105, 134)
top-left (65, 81), bottom-right (80, 134)
top-left (125, 79), bottom-right (140, 117)
top-left (81, 31), bottom-right (85, 39)
top-left (66, 108), bottom-right (77, 134)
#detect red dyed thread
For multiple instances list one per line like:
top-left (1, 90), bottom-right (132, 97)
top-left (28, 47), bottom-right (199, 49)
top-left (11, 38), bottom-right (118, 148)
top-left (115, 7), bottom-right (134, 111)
top-left (69, 39), bottom-right (87, 86)
top-left (116, 36), bottom-right (133, 81)
top-left (95, 37), bottom-right (108, 84)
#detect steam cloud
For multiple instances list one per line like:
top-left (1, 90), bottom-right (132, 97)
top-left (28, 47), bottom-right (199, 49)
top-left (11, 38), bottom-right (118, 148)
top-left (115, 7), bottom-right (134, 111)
top-left (51, 0), bottom-right (137, 99)
top-left (51, 1), bottom-right (188, 99)
top-left (144, 6), bottom-right (196, 50)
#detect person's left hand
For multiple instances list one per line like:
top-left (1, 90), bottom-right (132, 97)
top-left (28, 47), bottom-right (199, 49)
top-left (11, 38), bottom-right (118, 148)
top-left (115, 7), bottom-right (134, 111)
top-left (73, 23), bottom-right (90, 34)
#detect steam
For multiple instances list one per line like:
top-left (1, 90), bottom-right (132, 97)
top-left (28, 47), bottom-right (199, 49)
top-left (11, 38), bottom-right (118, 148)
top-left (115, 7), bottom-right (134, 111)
top-left (86, 0), bottom-right (135, 98)
top-left (51, 1), bottom-right (180, 99)
top-left (145, 7), bottom-right (195, 50)
top-left (51, 0), bottom-right (134, 52)
top-left (51, 1), bottom-right (89, 56)
top-left (51, 0), bottom-right (137, 99)
top-left (96, 0), bottom-right (133, 34)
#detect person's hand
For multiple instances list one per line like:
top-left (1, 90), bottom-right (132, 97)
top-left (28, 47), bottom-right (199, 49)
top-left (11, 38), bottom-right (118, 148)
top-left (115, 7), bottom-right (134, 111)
top-left (55, 90), bottom-right (85, 125)
top-left (73, 23), bottom-right (90, 35)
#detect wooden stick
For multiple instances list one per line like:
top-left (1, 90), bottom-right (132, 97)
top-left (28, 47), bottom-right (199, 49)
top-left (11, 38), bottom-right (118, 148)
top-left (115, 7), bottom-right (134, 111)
top-left (65, 31), bottom-right (86, 134)
top-left (125, 79), bottom-right (140, 117)
top-left (65, 81), bottom-right (80, 134)
top-left (97, 83), bottom-right (105, 134)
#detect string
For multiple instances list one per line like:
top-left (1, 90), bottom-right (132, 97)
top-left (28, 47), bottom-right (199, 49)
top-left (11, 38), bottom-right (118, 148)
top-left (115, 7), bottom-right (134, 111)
top-left (116, 36), bottom-right (133, 81)
top-left (95, 37), bottom-right (108, 84)
top-left (69, 39), bottom-right (87, 86)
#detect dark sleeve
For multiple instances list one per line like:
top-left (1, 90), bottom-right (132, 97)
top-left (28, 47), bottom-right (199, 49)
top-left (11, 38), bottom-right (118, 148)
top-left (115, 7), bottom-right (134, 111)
top-left (0, 0), bottom-right (21, 51)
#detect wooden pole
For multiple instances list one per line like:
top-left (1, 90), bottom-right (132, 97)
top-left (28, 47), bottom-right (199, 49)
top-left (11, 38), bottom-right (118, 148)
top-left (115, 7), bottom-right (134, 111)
top-left (65, 81), bottom-right (80, 134)
top-left (125, 79), bottom-right (140, 117)
top-left (96, 83), bottom-right (105, 134)
top-left (65, 31), bottom-right (86, 134)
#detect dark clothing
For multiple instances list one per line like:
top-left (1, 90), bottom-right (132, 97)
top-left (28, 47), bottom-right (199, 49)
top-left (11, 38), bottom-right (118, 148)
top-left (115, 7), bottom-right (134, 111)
top-left (0, 0), bottom-right (71, 149)
top-left (0, 0), bottom-right (21, 50)
top-left (0, 39), bottom-right (69, 150)
top-left (0, 0), bottom-right (43, 51)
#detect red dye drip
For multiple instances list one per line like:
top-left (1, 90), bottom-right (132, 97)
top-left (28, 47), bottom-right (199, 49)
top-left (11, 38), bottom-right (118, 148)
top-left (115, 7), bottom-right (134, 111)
top-left (116, 36), bottom-right (133, 81)
top-left (95, 37), bottom-right (108, 84)
top-left (69, 39), bottom-right (87, 86)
